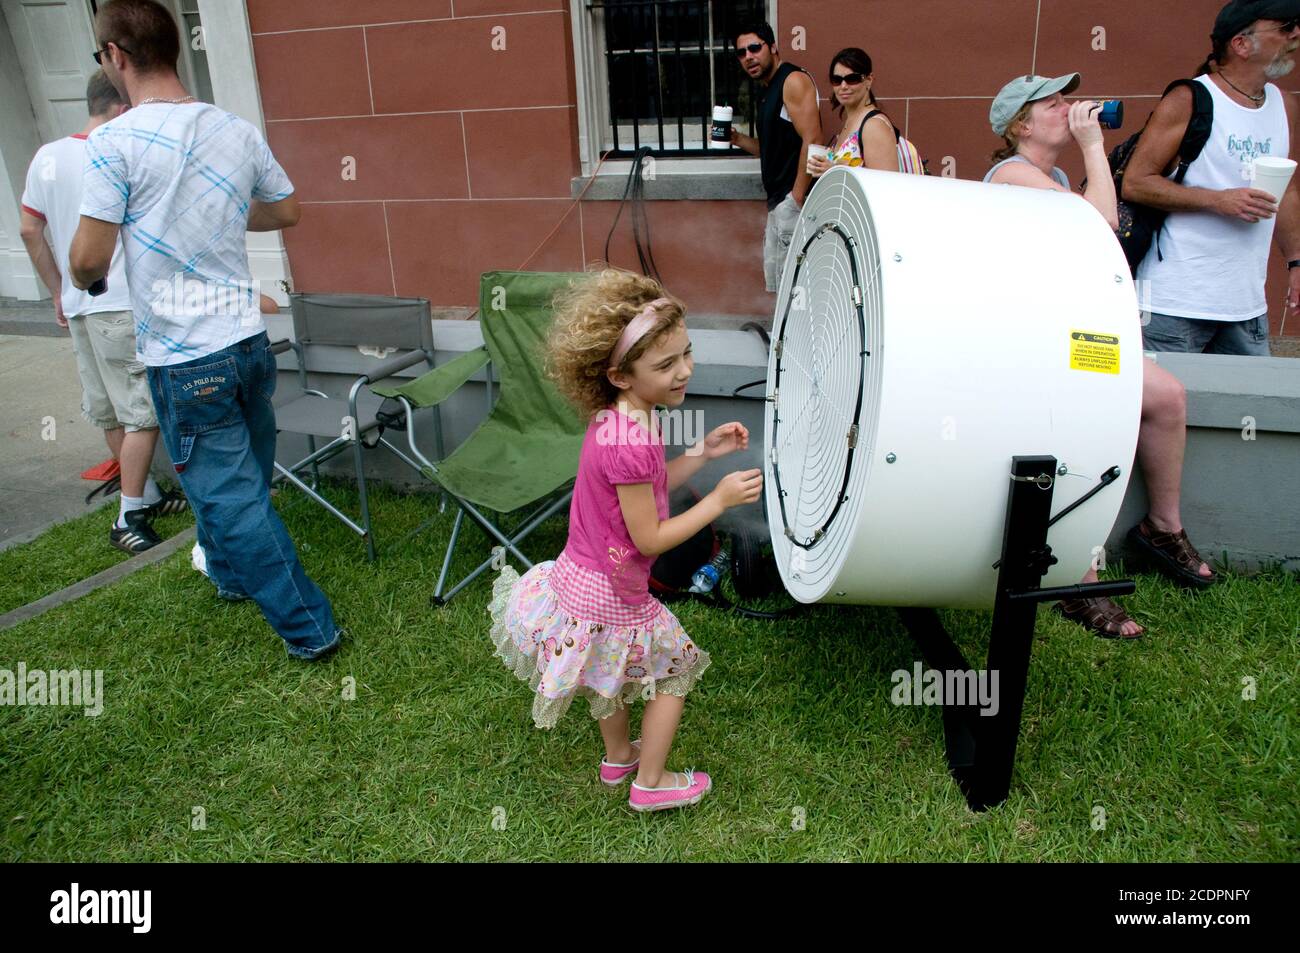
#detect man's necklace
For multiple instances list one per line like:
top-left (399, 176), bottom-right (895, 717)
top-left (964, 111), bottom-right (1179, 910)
top-left (136, 95), bottom-right (196, 106)
top-left (1218, 74), bottom-right (1265, 105)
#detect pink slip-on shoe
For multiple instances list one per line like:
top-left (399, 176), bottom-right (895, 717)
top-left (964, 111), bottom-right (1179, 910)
top-left (628, 769), bottom-right (712, 812)
top-left (599, 740), bottom-right (641, 786)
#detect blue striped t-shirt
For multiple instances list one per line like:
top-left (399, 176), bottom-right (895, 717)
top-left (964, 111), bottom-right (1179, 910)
top-left (80, 102), bottom-right (293, 366)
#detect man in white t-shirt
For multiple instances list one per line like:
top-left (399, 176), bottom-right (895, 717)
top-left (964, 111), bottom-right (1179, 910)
top-left (1124, 0), bottom-right (1300, 355)
top-left (20, 70), bottom-right (186, 553)
top-left (69, 0), bottom-right (339, 661)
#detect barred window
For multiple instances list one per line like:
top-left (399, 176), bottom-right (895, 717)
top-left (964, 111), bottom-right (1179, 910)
top-left (591, 0), bottom-right (768, 157)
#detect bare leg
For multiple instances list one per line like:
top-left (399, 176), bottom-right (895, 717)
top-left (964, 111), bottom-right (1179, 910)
top-left (634, 692), bottom-right (685, 788)
top-left (104, 426), bottom-right (124, 460)
top-left (118, 428), bottom-right (159, 498)
top-left (597, 706), bottom-right (635, 764)
top-left (1138, 360), bottom-right (1210, 578)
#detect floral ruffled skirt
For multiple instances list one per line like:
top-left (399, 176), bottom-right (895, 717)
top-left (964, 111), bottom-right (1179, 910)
top-left (488, 551), bottom-right (710, 729)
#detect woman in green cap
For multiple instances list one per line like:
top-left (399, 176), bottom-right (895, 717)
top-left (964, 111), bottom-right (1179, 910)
top-left (982, 73), bottom-right (1217, 639)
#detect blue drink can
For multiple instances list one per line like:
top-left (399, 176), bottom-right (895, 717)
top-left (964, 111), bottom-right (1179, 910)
top-left (1098, 100), bottom-right (1123, 130)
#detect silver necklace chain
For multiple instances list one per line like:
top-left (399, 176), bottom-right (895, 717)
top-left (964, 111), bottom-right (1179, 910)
top-left (1218, 73), bottom-right (1265, 105)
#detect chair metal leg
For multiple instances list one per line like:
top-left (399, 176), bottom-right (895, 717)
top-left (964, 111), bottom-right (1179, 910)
top-left (510, 491), bottom-right (572, 551)
top-left (432, 405), bottom-right (449, 513)
top-left (437, 548), bottom-right (505, 604)
top-left (273, 462), bottom-right (367, 535)
top-left (455, 498), bottom-right (533, 566)
top-left (431, 489), bottom-right (574, 607)
top-left (307, 434), bottom-right (320, 488)
top-left (273, 434), bottom-right (352, 484)
top-left (351, 435), bottom-right (376, 562)
top-left (434, 508), bottom-right (465, 602)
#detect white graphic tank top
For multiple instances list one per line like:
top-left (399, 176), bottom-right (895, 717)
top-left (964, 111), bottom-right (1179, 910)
top-left (1135, 74), bottom-right (1289, 321)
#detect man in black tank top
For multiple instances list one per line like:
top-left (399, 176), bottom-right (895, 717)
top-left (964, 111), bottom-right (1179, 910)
top-left (731, 21), bottom-right (822, 291)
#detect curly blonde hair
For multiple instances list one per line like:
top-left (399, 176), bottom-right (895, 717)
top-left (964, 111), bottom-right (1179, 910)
top-left (546, 267), bottom-right (685, 420)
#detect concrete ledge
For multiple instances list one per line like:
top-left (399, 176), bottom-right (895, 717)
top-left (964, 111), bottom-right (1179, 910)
top-left (571, 158), bottom-right (765, 201)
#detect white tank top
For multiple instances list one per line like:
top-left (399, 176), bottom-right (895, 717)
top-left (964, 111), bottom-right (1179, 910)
top-left (1135, 74), bottom-right (1289, 321)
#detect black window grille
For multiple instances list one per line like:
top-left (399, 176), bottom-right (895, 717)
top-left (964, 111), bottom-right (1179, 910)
top-left (591, 0), bottom-right (768, 157)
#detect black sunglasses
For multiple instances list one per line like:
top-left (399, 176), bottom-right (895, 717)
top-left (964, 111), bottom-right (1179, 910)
top-left (92, 42), bottom-right (130, 65)
top-left (734, 42), bottom-right (765, 57)
top-left (830, 72), bottom-right (865, 86)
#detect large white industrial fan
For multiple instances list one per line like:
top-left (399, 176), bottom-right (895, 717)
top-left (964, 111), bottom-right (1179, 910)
top-left (764, 166), bottom-right (1144, 611)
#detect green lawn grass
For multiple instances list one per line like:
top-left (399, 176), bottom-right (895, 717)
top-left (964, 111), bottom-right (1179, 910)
top-left (0, 480), bottom-right (1295, 861)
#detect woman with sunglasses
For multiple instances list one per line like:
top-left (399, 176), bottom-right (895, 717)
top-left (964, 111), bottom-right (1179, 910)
top-left (808, 48), bottom-right (899, 175)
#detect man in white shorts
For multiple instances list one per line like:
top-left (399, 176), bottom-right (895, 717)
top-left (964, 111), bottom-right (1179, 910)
top-left (19, 70), bottom-right (186, 553)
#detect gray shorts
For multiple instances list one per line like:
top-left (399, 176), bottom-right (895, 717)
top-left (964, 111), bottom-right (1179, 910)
top-left (66, 310), bottom-right (157, 431)
top-left (1142, 311), bottom-right (1271, 356)
top-left (763, 192), bottom-right (801, 293)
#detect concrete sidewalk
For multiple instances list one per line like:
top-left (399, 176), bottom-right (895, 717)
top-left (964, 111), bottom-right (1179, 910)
top-left (0, 333), bottom-right (125, 549)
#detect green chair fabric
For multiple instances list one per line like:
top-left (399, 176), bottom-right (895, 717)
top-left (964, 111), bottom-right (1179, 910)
top-left (377, 270), bottom-right (589, 513)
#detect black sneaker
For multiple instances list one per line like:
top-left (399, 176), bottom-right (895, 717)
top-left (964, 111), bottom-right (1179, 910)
top-left (144, 488), bottom-right (189, 517)
top-left (109, 509), bottom-right (162, 554)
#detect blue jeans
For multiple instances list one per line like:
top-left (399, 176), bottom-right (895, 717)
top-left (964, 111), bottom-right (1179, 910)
top-left (146, 332), bottom-right (339, 659)
top-left (1142, 311), bottom-right (1271, 356)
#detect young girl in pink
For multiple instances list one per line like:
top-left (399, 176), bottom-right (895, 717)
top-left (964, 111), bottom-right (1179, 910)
top-left (487, 268), bottom-right (763, 812)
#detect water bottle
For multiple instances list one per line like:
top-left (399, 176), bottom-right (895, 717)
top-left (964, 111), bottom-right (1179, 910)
top-left (690, 547), bottom-right (731, 594)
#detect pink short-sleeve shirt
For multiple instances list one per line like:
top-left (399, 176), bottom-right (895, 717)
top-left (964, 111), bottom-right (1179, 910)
top-left (562, 407), bottom-right (669, 605)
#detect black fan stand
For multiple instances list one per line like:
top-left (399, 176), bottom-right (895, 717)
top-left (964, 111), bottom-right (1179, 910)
top-left (896, 455), bottom-right (1134, 812)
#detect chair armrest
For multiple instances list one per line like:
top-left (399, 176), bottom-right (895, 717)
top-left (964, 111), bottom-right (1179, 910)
top-left (358, 348), bottom-right (431, 386)
top-left (269, 338), bottom-right (308, 393)
top-left (369, 346), bottom-right (490, 409)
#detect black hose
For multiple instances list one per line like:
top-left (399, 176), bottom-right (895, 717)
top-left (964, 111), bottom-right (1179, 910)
top-left (603, 147), bottom-right (661, 281)
top-left (654, 578), bottom-right (807, 620)
top-left (731, 322), bottom-right (771, 399)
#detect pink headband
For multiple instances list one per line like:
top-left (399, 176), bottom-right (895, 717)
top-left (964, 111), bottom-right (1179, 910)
top-left (608, 297), bottom-right (672, 370)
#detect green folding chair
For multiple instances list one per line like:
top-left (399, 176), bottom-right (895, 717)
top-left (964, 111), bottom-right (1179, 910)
top-left (371, 270), bottom-right (588, 605)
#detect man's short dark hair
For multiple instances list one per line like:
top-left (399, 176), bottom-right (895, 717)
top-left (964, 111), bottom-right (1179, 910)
top-left (735, 21), bottom-right (776, 48)
top-left (95, 0), bottom-right (180, 75)
top-left (86, 69), bottom-right (124, 117)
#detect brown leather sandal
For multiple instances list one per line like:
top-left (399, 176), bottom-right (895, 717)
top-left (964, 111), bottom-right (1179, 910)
top-left (1127, 517), bottom-right (1215, 590)
top-left (1053, 596), bottom-right (1144, 639)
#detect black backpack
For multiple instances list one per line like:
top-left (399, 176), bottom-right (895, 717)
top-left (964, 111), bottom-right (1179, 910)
top-left (1108, 79), bottom-right (1214, 274)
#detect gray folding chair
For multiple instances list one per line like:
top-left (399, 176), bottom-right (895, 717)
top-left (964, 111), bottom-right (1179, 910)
top-left (270, 293), bottom-right (436, 561)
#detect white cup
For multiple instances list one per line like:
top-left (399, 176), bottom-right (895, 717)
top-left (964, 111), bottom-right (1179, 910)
top-left (806, 144), bottom-right (830, 176)
top-left (1251, 156), bottom-right (1297, 204)
top-left (709, 105), bottom-right (733, 149)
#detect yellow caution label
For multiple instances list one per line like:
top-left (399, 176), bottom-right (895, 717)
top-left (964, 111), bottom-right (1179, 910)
top-left (1069, 330), bottom-right (1120, 374)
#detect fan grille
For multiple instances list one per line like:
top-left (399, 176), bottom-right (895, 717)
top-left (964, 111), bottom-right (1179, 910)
top-left (766, 172), bottom-right (885, 598)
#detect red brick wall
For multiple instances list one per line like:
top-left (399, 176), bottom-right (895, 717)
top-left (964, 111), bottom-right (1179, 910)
top-left (249, 0), bottom-right (1300, 335)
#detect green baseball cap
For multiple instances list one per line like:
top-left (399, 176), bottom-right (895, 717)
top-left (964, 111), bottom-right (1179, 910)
top-left (990, 72), bottom-right (1082, 135)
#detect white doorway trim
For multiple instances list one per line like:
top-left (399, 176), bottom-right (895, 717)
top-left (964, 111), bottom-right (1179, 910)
top-left (196, 0), bottom-right (292, 305)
